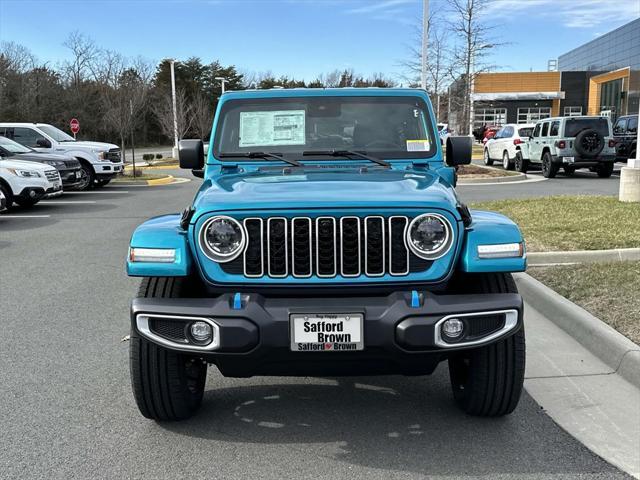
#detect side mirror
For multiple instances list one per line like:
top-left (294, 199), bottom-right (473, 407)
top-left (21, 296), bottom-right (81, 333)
top-left (36, 138), bottom-right (52, 148)
top-left (445, 136), bottom-right (472, 166)
top-left (179, 139), bottom-right (204, 170)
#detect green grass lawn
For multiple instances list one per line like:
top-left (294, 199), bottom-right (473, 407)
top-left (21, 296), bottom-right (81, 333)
top-left (529, 261), bottom-right (640, 344)
top-left (471, 196), bottom-right (640, 252)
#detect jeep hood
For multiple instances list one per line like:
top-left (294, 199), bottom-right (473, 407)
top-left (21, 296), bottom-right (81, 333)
top-left (193, 167), bottom-right (459, 213)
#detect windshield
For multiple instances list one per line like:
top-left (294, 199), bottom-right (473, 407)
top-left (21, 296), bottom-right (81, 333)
top-left (38, 124), bottom-right (76, 142)
top-left (213, 96), bottom-right (436, 160)
top-left (564, 118), bottom-right (610, 138)
top-left (0, 135), bottom-right (33, 154)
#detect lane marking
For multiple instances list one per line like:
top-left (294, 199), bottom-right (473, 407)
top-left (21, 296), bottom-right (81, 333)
top-left (0, 214), bottom-right (51, 218)
top-left (40, 200), bottom-right (97, 204)
top-left (66, 190), bottom-right (130, 194)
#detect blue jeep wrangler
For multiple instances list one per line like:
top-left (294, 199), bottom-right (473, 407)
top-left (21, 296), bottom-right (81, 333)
top-left (126, 88), bottom-right (527, 421)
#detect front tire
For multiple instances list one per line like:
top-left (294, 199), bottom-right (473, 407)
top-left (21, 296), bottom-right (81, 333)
top-left (130, 277), bottom-right (207, 421)
top-left (514, 151), bottom-right (528, 173)
top-left (0, 182), bottom-right (14, 209)
top-left (95, 178), bottom-right (111, 187)
top-left (78, 163), bottom-right (94, 190)
top-left (483, 148), bottom-right (493, 166)
top-left (448, 273), bottom-right (525, 417)
top-left (541, 151), bottom-right (558, 178)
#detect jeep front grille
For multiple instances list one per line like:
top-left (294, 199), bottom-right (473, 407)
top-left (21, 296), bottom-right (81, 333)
top-left (222, 215), bottom-right (431, 279)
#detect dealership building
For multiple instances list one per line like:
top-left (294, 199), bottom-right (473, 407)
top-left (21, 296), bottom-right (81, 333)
top-left (454, 17), bottom-right (640, 131)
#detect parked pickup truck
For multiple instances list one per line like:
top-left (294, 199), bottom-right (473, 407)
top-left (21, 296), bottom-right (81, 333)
top-left (0, 158), bottom-right (62, 208)
top-left (523, 116), bottom-right (616, 177)
top-left (0, 135), bottom-right (85, 190)
top-left (126, 88), bottom-right (527, 421)
top-left (0, 123), bottom-right (123, 189)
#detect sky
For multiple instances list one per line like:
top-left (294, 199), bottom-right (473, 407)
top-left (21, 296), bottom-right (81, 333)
top-left (0, 0), bottom-right (639, 82)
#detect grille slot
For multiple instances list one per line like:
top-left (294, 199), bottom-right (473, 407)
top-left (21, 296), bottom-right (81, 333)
top-left (45, 170), bottom-right (59, 182)
top-left (227, 215), bottom-right (436, 279)
top-left (149, 318), bottom-right (188, 343)
top-left (365, 216), bottom-right (385, 276)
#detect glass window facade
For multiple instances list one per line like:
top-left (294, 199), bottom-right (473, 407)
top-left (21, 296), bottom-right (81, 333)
top-left (564, 106), bottom-right (583, 116)
top-left (473, 108), bottom-right (507, 128)
top-left (558, 18), bottom-right (640, 72)
top-left (517, 107), bottom-right (551, 123)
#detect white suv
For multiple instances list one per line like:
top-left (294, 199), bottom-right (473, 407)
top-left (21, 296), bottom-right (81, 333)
top-left (483, 123), bottom-right (535, 170)
top-left (0, 123), bottom-right (123, 189)
top-left (0, 158), bottom-right (62, 208)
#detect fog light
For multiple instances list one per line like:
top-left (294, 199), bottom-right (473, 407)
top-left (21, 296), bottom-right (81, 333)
top-left (442, 318), bottom-right (464, 339)
top-left (190, 321), bottom-right (213, 343)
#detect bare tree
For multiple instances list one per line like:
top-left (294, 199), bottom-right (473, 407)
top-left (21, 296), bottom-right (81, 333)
top-left (152, 87), bottom-right (193, 142)
top-left (191, 93), bottom-right (213, 140)
top-left (62, 31), bottom-right (100, 86)
top-left (0, 41), bottom-right (36, 72)
top-left (448, 0), bottom-right (499, 134)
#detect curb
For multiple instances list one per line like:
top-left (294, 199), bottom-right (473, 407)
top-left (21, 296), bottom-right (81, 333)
top-left (528, 247), bottom-right (640, 265)
top-left (112, 175), bottom-right (176, 186)
top-left (458, 171), bottom-right (526, 184)
top-left (514, 272), bottom-right (640, 388)
top-left (125, 163), bottom-right (178, 171)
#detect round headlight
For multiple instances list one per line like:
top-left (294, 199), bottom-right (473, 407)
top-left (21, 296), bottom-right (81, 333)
top-left (199, 216), bottom-right (245, 262)
top-left (406, 214), bottom-right (453, 260)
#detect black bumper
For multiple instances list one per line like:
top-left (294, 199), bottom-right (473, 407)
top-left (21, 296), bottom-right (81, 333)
top-left (58, 168), bottom-right (84, 188)
top-left (131, 291), bottom-right (524, 377)
top-left (551, 154), bottom-right (615, 166)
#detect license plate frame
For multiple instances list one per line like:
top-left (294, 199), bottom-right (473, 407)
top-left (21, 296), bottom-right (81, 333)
top-left (290, 313), bottom-right (364, 352)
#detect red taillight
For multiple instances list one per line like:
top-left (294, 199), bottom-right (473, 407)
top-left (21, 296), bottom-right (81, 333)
top-left (556, 140), bottom-right (566, 149)
top-left (609, 139), bottom-right (616, 148)
top-left (513, 138), bottom-right (523, 145)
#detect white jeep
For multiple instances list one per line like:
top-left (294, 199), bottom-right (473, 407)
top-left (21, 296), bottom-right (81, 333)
top-left (0, 158), bottom-right (62, 208)
top-left (522, 116), bottom-right (616, 178)
top-left (0, 123), bottom-right (123, 189)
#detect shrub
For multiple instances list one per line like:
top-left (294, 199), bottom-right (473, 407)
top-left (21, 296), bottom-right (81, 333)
top-left (155, 154), bottom-right (163, 160)
top-left (142, 153), bottom-right (155, 161)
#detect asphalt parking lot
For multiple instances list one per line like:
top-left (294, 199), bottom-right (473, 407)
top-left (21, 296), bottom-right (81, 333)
top-left (0, 170), bottom-right (632, 479)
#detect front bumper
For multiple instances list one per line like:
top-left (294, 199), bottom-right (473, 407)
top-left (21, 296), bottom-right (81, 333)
top-left (131, 290), bottom-right (523, 377)
top-left (58, 168), bottom-right (84, 188)
top-left (95, 161), bottom-right (123, 178)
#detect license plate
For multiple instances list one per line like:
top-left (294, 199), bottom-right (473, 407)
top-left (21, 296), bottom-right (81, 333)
top-left (75, 171), bottom-right (81, 179)
top-left (53, 182), bottom-right (61, 190)
top-left (563, 156), bottom-right (575, 163)
top-left (290, 313), bottom-right (363, 352)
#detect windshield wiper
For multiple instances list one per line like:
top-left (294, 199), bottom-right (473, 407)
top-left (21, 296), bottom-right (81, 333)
top-left (219, 151), bottom-right (301, 167)
top-left (302, 150), bottom-right (390, 168)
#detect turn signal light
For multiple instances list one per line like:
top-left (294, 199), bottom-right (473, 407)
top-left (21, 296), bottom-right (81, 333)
top-left (513, 138), bottom-right (523, 145)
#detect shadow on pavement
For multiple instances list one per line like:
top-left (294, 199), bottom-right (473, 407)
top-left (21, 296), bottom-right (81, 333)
top-left (160, 369), bottom-right (626, 478)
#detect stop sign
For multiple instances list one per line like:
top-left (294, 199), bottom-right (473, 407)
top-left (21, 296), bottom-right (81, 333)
top-left (70, 118), bottom-right (80, 135)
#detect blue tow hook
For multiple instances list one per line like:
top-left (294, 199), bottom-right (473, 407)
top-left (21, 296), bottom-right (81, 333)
top-left (410, 290), bottom-right (422, 308)
top-left (233, 292), bottom-right (243, 310)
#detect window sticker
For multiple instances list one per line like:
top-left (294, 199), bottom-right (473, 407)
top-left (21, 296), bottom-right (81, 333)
top-left (406, 139), bottom-right (430, 152)
top-left (239, 110), bottom-right (306, 147)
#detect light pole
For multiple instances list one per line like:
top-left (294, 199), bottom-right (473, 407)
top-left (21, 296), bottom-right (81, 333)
top-left (215, 77), bottom-right (228, 94)
top-left (421, 0), bottom-right (429, 91)
top-left (170, 60), bottom-right (179, 159)
top-left (618, 100), bottom-right (640, 202)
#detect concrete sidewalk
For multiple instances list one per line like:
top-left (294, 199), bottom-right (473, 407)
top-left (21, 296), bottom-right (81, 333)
top-left (524, 302), bottom-right (640, 478)
top-left (528, 248), bottom-right (640, 266)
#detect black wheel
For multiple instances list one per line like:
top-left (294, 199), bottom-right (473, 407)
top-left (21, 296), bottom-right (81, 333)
top-left (502, 151), bottom-right (513, 170)
top-left (78, 163), bottom-right (94, 190)
top-left (94, 178), bottom-right (111, 187)
top-left (13, 196), bottom-right (40, 207)
top-left (514, 151), bottom-right (528, 173)
top-left (564, 165), bottom-right (576, 176)
top-left (130, 277), bottom-right (207, 421)
top-left (0, 182), bottom-right (13, 209)
top-left (448, 273), bottom-right (525, 417)
top-left (541, 151), bottom-right (558, 178)
top-left (596, 162), bottom-right (614, 178)
top-left (483, 148), bottom-right (493, 166)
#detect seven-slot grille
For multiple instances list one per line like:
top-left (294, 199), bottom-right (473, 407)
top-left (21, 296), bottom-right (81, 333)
top-left (223, 215), bottom-right (433, 279)
top-left (44, 170), bottom-right (60, 182)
